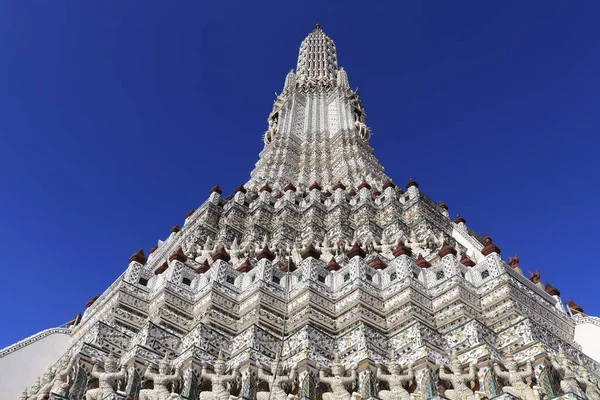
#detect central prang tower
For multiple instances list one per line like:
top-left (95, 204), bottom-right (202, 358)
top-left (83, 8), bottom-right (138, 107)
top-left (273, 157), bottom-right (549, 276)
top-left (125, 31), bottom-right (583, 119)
top-left (249, 24), bottom-right (388, 189)
top-left (20, 24), bottom-right (600, 400)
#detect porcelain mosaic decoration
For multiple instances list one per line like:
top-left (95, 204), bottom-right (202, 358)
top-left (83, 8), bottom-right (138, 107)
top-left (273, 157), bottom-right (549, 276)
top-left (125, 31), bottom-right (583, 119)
top-left (15, 25), bottom-right (600, 400)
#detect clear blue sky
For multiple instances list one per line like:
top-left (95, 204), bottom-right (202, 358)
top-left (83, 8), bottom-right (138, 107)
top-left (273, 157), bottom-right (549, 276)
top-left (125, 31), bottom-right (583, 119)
top-left (1, 1), bottom-right (599, 348)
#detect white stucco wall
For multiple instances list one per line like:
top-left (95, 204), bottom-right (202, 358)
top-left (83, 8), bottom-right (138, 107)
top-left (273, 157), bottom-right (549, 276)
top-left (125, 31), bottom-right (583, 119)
top-left (0, 329), bottom-right (72, 399)
top-left (575, 322), bottom-right (600, 363)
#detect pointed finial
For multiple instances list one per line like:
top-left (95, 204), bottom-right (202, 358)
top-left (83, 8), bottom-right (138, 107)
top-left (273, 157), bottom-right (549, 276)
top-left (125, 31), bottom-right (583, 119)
top-left (301, 242), bottom-right (321, 260)
top-left (460, 254), bottom-right (476, 267)
top-left (415, 253), bottom-right (431, 269)
top-left (567, 299), bottom-right (584, 315)
top-left (544, 282), bottom-right (560, 296)
top-left (128, 248), bottom-right (147, 264)
top-left (393, 240), bottom-right (412, 257)
top-left (438, 241), bottom-right (457, 258)
top-left (209, 185), bottom-right (223, 195)
top-left (256, 244), bottom-right (276, 261)
top-left (215, 350), bottom-right (225, 364)
top-left (315, 23), bottom-right (322, 31)
top-left (406, 177), bottom-right (419, 189)
top-left (159, 353), bottom-right (171, 369)
top-left (326, 257), bottom-right (341, 271)
top-left (481, 234), bottom-right (501, 256)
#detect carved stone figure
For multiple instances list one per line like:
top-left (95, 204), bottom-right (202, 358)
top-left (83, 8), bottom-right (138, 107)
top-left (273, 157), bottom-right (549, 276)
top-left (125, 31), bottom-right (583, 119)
top-left (375, 361), bottom-right (414, 400)
top-left (528, 268), bottom-right (545, 290)
top-left (264, 116), bottom-right (278, 145)
top-left (19, 389), bottom-right (29, 400)
top-left (508, 254), bottom-right (524, 275)
top-left (283, 69), bottom-right (296, 93)
top-left (577, 367), bottom-right (600, 400)
top-left (199, 351), bottom-right (239, 400)
top-left (566, 299), bottom-right (585, 315)
top-left (551, 347), bottom-right (585, 397)
top-left (319, 356), bottom-right (360, 400)
top-left (493, 357), bottom-right (538, 400)
top-left (354, 120), bottom-right (370, 141)
top-left (28, 378), bottom-right (41, 398)
top-left (139, 355), bottom-right (181, 400)
top-left (439, 355), bottom-right (477, 400)
top-left (50, 355), bottom-right (76, 396)
top-left (494, 357), bottom-right (540, 400)
top-left (256, 359), bottom-right (297, 400)
top-left (36, 369), bottom-right (55, 400)
top-left (85, 353), bottom-right (127, 400)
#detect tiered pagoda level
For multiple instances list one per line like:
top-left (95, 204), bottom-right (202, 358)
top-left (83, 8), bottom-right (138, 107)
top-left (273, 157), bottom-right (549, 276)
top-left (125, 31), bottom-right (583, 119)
top-left (18, 25), bottom-right (600, 400)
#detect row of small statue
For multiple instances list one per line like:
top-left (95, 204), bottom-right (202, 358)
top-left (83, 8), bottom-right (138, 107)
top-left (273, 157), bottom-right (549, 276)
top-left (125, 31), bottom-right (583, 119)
top-left (21, 348), bottom-right (600, 400)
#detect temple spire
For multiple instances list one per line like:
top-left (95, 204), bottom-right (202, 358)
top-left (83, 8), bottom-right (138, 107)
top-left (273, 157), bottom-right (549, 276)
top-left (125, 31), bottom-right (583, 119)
top-left (296, 24), bottom-right (338, 86)
top-left (247, 25), bottom-right (389, 190)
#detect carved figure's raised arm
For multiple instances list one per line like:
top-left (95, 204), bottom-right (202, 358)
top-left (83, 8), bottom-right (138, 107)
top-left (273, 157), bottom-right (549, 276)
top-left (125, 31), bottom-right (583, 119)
top-left (91, 364), bottom-right (102, 379)
top-left (169, 367), bottom-right (181, 382)
top-left (116, 365), bottom-right (128, 380)
top-left (144, 367), bottom-right (157, 381)
top-left (228, 365), bottom-right (240, 381)
top-left (66, 357), bottom-right (77, 374)
top-left (468, 363), bottom-right (477, 381)
top-left (319, 369), bottom-right (332, 384)
top-left (343, 368), bottom-right (357, 384)
top-left (406, 365), bottom-right (415, 382)
top-left (518, 362), bottom-right (533, 380)
top-left (200, 364), bottom-right (210, 380)
top-left (280, 366), bottom-right (298, 385)
top-left (550, 358), bottom-right (562, 372)
top-left (493, 363), bottom-right (509, 380)
top-left (439, 366), bottom-right (451, 381)
top-left (376, 364), bottom-right (389, 382)
top-left (257, 366), bottom-right (269, 382)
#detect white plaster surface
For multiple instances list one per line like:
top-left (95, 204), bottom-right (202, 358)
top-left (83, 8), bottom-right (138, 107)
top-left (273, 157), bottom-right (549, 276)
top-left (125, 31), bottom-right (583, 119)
top-left (0, 329), bottom-right (71, 399)
top-left (575, 322), bottom-right (600, 363)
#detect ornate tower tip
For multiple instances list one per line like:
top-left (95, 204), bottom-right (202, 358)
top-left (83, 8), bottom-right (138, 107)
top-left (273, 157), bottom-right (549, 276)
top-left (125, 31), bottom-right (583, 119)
top-left (315, 23), bottom-right (322, 30)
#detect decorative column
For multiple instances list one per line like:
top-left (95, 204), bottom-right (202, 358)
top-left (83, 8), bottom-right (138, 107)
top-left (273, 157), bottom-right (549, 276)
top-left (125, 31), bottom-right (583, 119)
top-left (406, 178), bottom-right (419, 200)
top-left (124, 248), bottom-right (147, 284)
top-left (476, 361), bottom-right (500, 399)
top-left (357, 360), bottom-right (378, 400)
top-left (480, 235), bottom-right (504, 277)
top-left (438, 201), bottom-right (449, 219)
top-left (209, 184), bottom-right (223, 204)
top-left (238, 358), bottom-right (257, 400)
top-left (438, 242), bottom-right (460, 278)
top-left (414, 361), bottom-right (439, 400)
top-left (390, 240), bottom-right (415, 280)
top-left (178, 347), bottom-right (202, 400)
top-left (297, 364), bottom-right (318, 400)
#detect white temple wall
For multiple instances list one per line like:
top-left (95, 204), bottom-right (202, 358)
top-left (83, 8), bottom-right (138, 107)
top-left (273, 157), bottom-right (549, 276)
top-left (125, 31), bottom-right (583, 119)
top-left (575, 322), bottom-right (600, 363)
top-left (0, 329), bottom-right (71, 399)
